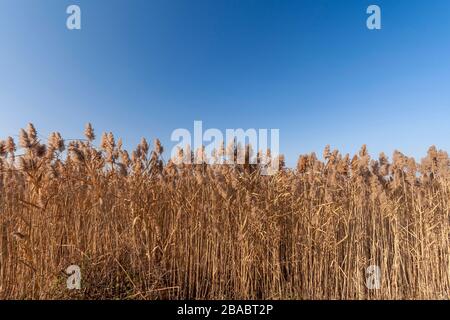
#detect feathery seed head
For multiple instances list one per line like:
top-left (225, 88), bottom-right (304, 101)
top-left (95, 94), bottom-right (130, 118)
top-left (84, 123), bottom-right (96, 142)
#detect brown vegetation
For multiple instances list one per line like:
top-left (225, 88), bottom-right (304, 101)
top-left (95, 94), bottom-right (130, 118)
top-left (0, 123), bottom-right (449, 299)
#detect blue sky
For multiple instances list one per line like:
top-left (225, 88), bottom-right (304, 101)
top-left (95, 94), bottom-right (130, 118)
top-left (0, 0), bottom-right (449, 166)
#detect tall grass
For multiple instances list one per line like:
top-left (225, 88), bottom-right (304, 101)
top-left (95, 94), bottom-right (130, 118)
top-left (0, 123), bottom-right (449, 299)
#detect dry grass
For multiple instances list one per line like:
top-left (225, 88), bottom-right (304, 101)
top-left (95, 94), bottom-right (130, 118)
top-left (0, 123), bottom-right (449, 299)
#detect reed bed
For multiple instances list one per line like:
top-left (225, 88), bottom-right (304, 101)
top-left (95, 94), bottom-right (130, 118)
top-left (0, 123), bottom-right (449, 299)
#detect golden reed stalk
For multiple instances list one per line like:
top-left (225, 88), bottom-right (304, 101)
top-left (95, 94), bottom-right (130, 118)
top-left (0, 123), bottom-right (448, 299)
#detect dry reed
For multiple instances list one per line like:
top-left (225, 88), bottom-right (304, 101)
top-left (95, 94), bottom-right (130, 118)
top-left (0, 123), bottom-right (449, 299)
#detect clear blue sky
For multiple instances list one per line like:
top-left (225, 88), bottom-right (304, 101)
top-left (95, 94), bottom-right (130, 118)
top-left (1, 0), bottom-right (449, 166)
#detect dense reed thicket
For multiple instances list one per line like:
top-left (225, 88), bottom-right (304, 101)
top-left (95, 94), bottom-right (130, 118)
top-left (0, 123), bottom-right (449, 299)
